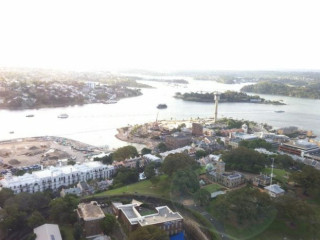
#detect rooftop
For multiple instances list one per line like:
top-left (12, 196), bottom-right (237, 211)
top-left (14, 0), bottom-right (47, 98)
top-left (264, 184), bottom-right (285, 194)
top-left (77, 201), bottom-right (105, 221)
top-left (114, 202), bottom-right (183, 227)
top-left (33, 224), bottom-right (62, 240)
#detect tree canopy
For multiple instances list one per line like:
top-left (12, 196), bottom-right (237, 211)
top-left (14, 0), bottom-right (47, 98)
top-left (100, 214), bottom-right (116, 234)
top-left (113, 167), bottom-right (139, 188)
top-left (49, 194), bottom-right (79, 224)
top-left (290, 166), bottom-right (320, 194)
top-left (222, 147), bottom-right (268, 173)
top-left (141, 147), bottom-right (152, 155)
top-left (162, 153), bottom-right (197, 176)
top-left (172, 169), bottom-right (200, 195)
top-left (113, 145), bottom-right (139, 161)
top-left (239, 139), bottom-right (273, 151)
top-left (214, 187), bottom-right (272, 225)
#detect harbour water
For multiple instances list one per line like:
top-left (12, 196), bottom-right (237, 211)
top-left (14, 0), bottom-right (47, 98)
top-left (0, 78), bottom-right (319, 149)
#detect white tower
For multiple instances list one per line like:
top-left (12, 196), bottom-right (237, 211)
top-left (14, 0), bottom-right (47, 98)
top-left (214, 92), bottom-right (220, 123)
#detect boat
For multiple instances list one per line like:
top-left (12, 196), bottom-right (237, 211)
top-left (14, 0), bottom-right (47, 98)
top-left (9, 131), bottom-right (14, 134)
top-left (275, 110), bottom-right (285, 113)
top-left (26, 114), bottom-right (34, 117)
top-left (157, 104), bottom-right (167, 109)
top-left (58, 114), bottom-right (69, 119)
top-left (105, 100), bottom-right (118, 104)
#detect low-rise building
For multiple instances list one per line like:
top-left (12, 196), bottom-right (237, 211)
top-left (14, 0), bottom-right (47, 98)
top-left (142, 154), bottom-right (162, 164)
top-left (34, 224), bottom-right (62, 240)
top-left (60, 187), bottom-right (82, 197)
top-left (278, 140), bottom-right (320, 157)
top-left (112, 201), bottom-right (183, 236)
top-left (77, 201), bottom-right (105, 238)
top-left (264, 184), bottom-right (285, 197)
top-left (0, 162), bottom-right (114, 194)
top-left (253, 174), bottom-right (271, 187)
top-left (192, 123), bottom-right (203, 136)
top-left (165, 133), bottom-right (192, 149)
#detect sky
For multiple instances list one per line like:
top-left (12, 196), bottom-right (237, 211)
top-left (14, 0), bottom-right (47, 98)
top-left (0, 0), bottom-right (319, 72)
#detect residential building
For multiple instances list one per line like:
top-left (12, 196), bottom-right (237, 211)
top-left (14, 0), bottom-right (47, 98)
top-left (112, 200), bottom-right (183, 236)
top-left (192, 123), bottom-right (203, 136)
top-left (165, 133), bottom-right (192, 149)
top-left (77, 201), bottom-right (105, 238)
top-left (77, 181), bottom-right (94, 195)
top-left (207, 160), bottom-right (244, 188)
top-left (0, 162), bottom-right (114, 194)
top-left (264, 184), bottom-right (285, 197)
top-left (34, 224), bottom-right (62, 240)
top-left (160, 146), bottom-right (193, 158)
top-left (142, 154), bottom-right (162, 163)
top-left (253, 174), bottom-right (271, 187)
top-left (60, 187), bottom-right (82, 197)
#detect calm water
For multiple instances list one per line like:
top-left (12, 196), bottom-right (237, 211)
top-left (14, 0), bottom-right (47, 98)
top-left (0, 78), bottom-right (319, 149)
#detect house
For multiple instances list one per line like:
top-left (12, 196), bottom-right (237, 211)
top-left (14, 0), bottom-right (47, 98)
top-left (142, 154), bottom-right (162, 164)
top-left (60, 187), bottom-right (82, 197)
top-left (34, 224), bottom-right (62, 240)
top-left (264, 184), bottom-right (285, 197)
top-left (165, 133), bottom-right (192, 149)
top-left (253, 174), bottom-right (271, 187)
top-left (77, 201), bottom-right (105, 238)
top-left (112, 200), bottom-right (183, 236)
top-left (77, 181), bottom-right (94, 195)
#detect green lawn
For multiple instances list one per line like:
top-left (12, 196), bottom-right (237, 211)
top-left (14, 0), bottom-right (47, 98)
top-left (195, 166), bottom-right (206, 175)
top-left (203, 183), bottom-right (223, 193)
top-left (262, 168), bottom-right (289, 184)
top-left (94, 175), bottom-right (171, 199)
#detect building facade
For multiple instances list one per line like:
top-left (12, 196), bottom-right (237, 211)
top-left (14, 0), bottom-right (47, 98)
top-left (77, 201), bottom-right (105, 237)
top-left (0, 162), bottom-right (114, 194)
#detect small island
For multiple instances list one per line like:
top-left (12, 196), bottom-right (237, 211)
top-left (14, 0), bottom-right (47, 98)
top-left (174, 91), bottom-right (285, 105)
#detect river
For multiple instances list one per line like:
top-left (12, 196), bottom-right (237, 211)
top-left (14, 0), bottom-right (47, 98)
top-left (0, 78), bottom-right (319, 149)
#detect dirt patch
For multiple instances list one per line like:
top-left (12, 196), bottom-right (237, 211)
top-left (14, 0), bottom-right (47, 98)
top-left (0, 149), bottom-right (11, 157)
top-left (29, 146), bottom-right (39, 150)
top-left (9, 159), bottom-right (21, 165)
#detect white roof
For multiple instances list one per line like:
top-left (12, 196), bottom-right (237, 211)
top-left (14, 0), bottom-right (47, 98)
top-left (143, 154), bottom-right (161, 161)
top-left (34, 224), bottom-right (62, 240)
top-left (0, 162), bottom-right (114, 188)
top-left (160, 146), bottom-right (192, 158)
top-left (264, 184), bottom-right (285, 194)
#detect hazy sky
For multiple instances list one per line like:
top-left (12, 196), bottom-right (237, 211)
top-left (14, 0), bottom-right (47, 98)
top-left (0, 0), bottom-right (319, 72)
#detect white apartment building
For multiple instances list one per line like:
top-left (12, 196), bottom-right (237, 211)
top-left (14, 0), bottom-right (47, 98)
top-left (0, 162), bottom-right (114, 194)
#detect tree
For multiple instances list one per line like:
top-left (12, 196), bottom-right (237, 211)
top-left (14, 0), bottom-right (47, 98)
top-left (290, 166), bottom-right (320, 195)
top-left (73, 222), bottom-right (83, 240)
top-left (113, 146), bottom-right (139, 161)
top-left (49, 195), bottom-right (79, 224)
top-left (27, 211), bottom-right (45, 228)
top-left (214, 187), bottom-right (272, 225)
top-left (100, 214), bottom-right (116, 234)
top-left (141, 148), bottom-right (152, 155)
top-left (195, 150), bottom-right (208, 159)
top-left (222, 147), bottom-right (268, 173)
top-left (194, 189), bottom-right (211, 206)
top-left (157, 142), bottom-right (168, 153)
top-left (162, 153), bottom-right (197, 176)
top-left (239, 139), bottom-right (273, 150)
top-left (144, 163), bottom-right (156, 179)
top-left (113, 167), bottom-right (139, 188)
top-left (0, 188), bottom-right (14, 207)
top-left (129, 225), bottom-right (169, 240)
top-left (94, 153), bottom-right (113, 165)
top-left (172, 169), bottom-right (200, 195)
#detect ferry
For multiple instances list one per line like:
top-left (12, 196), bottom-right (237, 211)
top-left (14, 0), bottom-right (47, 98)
top-left (58, 113), bottom-right (69, 119)
top-left (275, 110), bottom-right (285, 113)
top-left (157, 104), bottom-right (167, 109)
top-left (26, 114), bottom-right (34, 117)
top-left (105, 100), bottom-right (118, 104)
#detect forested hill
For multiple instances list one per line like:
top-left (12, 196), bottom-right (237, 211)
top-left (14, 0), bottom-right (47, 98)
top-left (241, 81), bottom-right (320, 99)
top-left (174, 91), bottom-right (284, 105)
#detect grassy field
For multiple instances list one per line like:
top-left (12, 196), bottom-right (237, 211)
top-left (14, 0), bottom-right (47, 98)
top-left (94, 175), bottom-right (172, 199)
top-left (262, 168), bottom-right (289, 184)
top-left (203, 183), bottom-right (223, 193)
